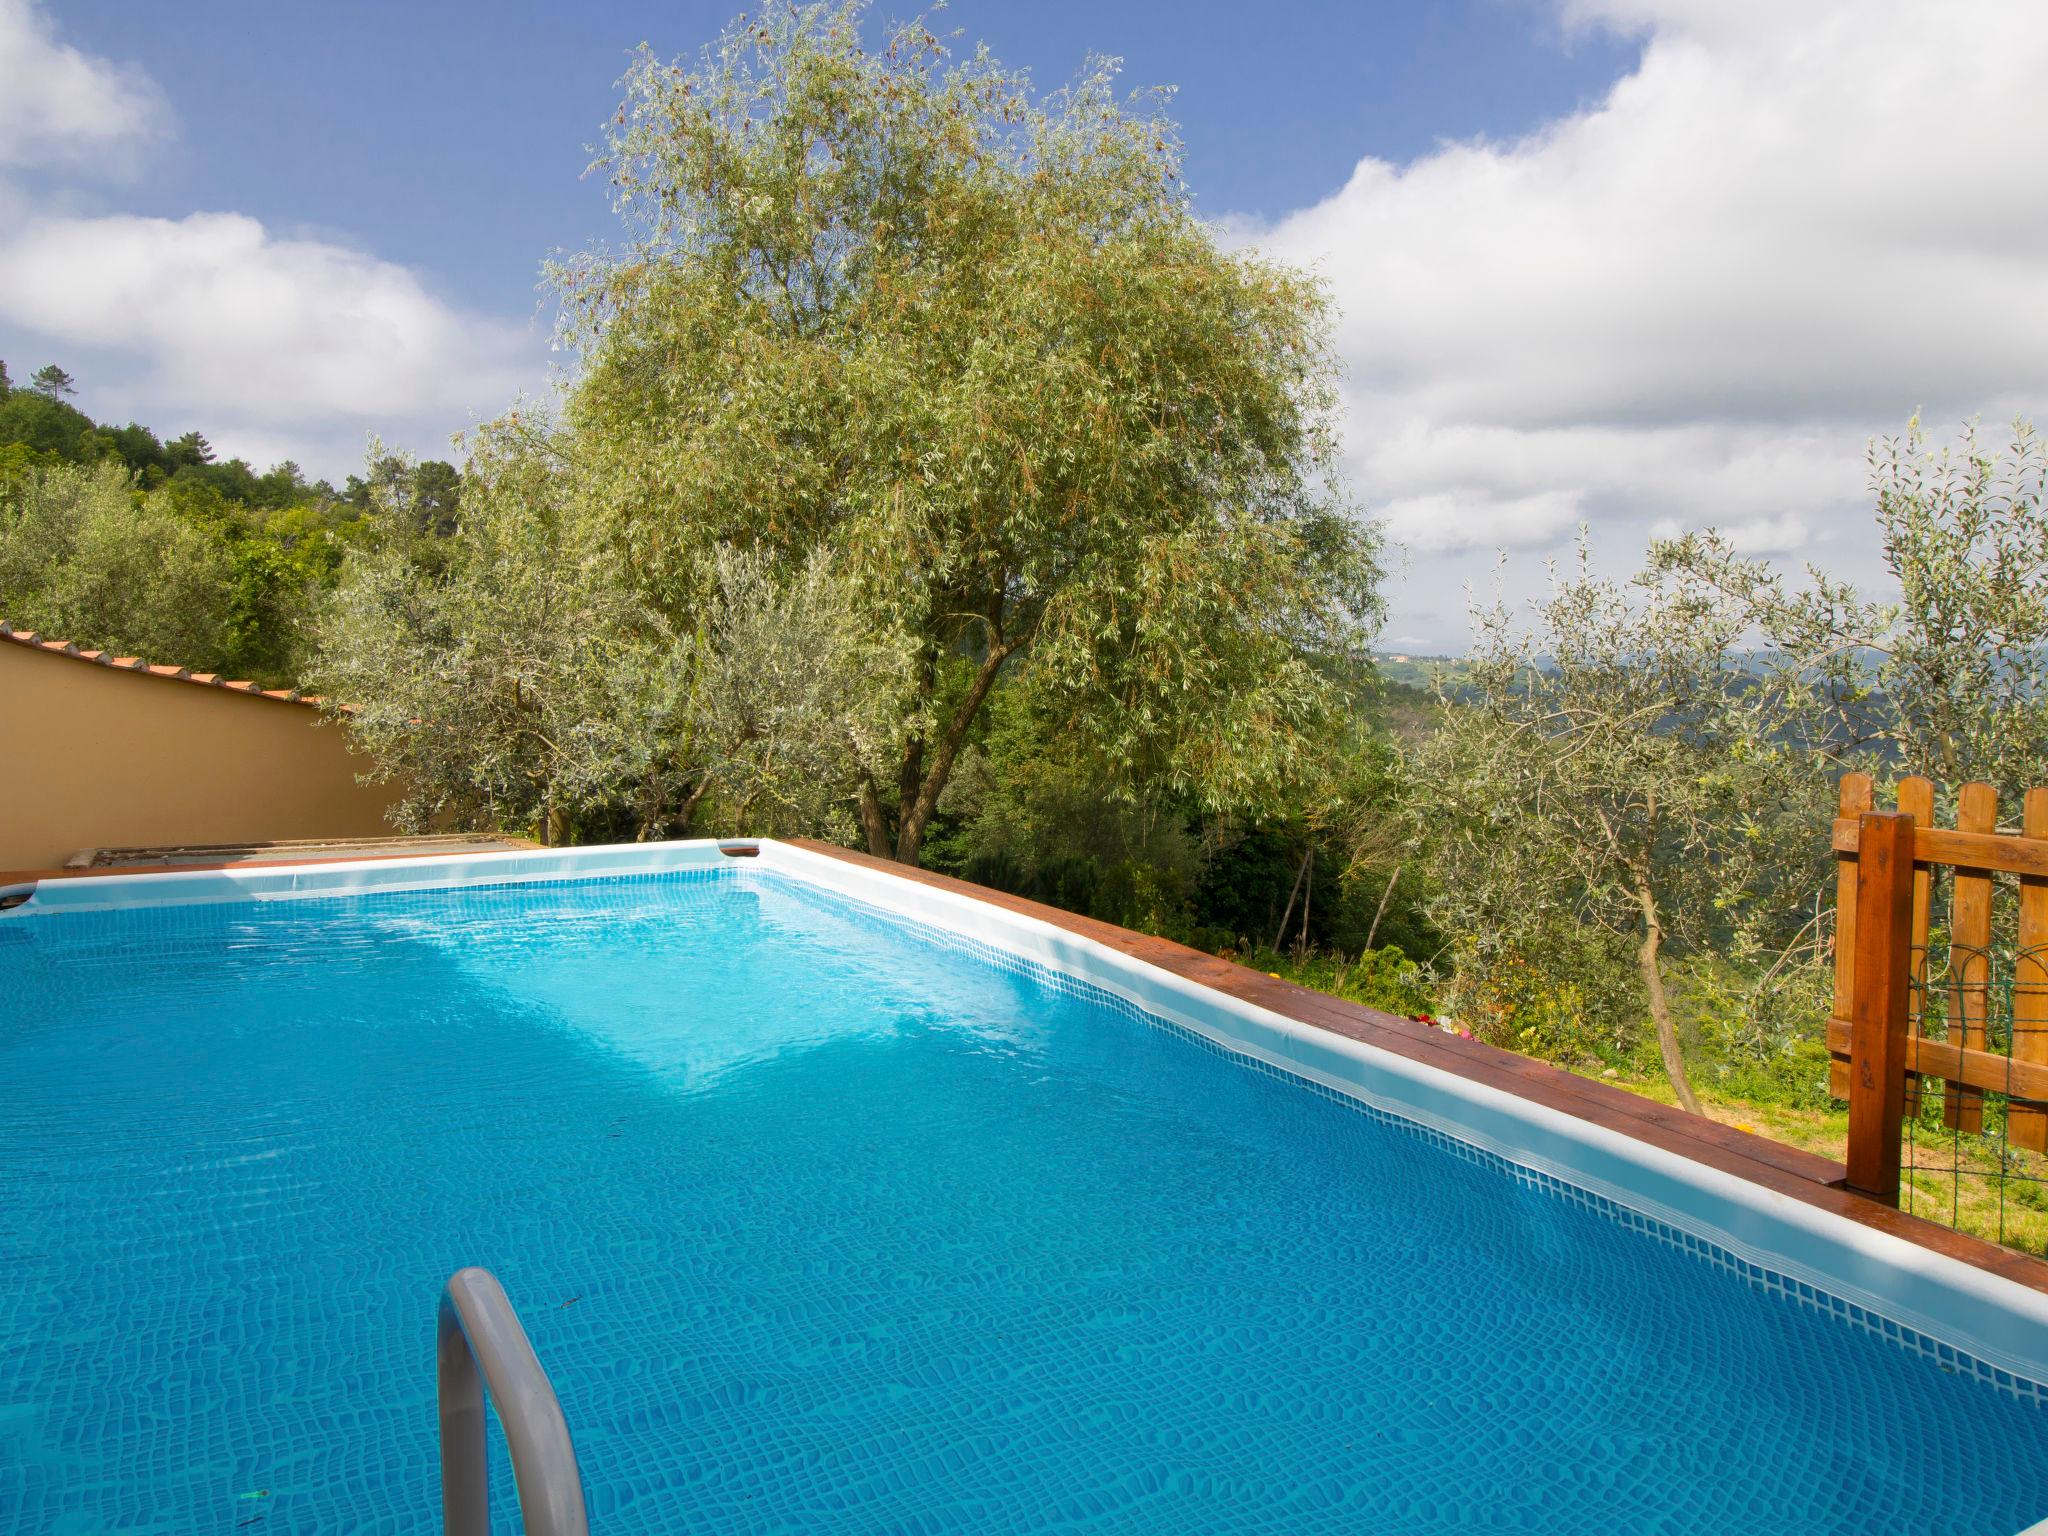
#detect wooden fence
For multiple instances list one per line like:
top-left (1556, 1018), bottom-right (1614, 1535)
top-left (1831, 772), bottom-right (2048, 1208)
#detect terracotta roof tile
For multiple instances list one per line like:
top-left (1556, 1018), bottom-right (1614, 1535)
top-left (0, 621), bottom-right (324, 710)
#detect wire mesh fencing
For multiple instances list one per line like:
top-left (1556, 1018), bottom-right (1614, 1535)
top-left (1831, 773), bottom-right (2048, 1254)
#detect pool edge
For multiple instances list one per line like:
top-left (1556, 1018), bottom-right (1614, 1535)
top-left (13, 832), bottom-right (2048, 1400)
top-left (763, 838), bottom-right (2048, 1397)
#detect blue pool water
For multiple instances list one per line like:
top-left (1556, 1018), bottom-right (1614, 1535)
top-left (1, 869), bottom-right (2041, 1535)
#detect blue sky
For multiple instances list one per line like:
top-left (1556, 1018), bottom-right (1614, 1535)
top-left (5, 0), bottom-right (2047, 650)
top-left (33, 2), bottom-right (1634, 324)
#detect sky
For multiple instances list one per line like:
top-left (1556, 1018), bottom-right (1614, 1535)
top-left (3, 0), bottom-right (2046, 651)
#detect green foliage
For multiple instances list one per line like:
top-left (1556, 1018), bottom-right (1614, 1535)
top-left (1456, 949), bottom-right (1615, 1066)
top-left (1255, 944), bottom-right (1438, 1021)
top-left (0, 363), bottom-right (449, 684)
top-left (0, 359), bottom-right (421, 515)
top-left (1663, 418), bottom-right (2048, 803)
top-left (346, 453), bottom-right (464, 542)
top-left (0, 451), bottom-right (372, 686)
top-left (557, 1), bottom-right (1380, 862)
top-left (0, 456), bottom-right (370, 684)
top-left (316, 425), bottom-right (690, 841)
top-left (1388, 419), bottom-right (2047, 1129)
top-left (918, 668), bottom-right (1439, 961)
top-left (315, 420), bottom-right (908, 844)
top-left (1413, 535), bottom-right (1834, 1110)
top-left (0, 390), bottom-right (98, 461)
top-left (922, 677), bottom-right (1206, 912)
top-left (1847, 420), bottom-right (2048, 794)
top-left (0, 461), bottom-right (236, 669)
top-left (169, 431), bottom-right (213, 467)
top-left (1674, 958), bottom-right (1837, 1110)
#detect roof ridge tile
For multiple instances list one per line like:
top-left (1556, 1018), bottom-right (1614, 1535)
top-left (0, 621), bottom-right (320, 709)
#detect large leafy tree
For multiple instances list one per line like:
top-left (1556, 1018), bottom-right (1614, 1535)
top-left (0, 388), bottom-right (97, 461)
top-left (557, 3), bottom-right (1379, 862)
top-left (317, 428), bottom-right (692, 842)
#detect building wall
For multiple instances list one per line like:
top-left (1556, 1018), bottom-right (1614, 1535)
top-left (0, 641), bottom-right (402, 870)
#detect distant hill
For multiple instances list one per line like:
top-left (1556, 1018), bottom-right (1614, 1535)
top-left (1374, 653), bottom-right (1467, 691)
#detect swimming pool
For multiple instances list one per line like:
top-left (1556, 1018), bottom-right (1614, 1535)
top-left (2, 842), bottom-right (2044, 1533)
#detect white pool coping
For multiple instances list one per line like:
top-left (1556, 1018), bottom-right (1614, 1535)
top-left (9, 835), bottom-right (2048, 1405)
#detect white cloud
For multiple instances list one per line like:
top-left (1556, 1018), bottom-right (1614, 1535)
top-left (1240, 0), bottom-right (2048, 645)
top-left (1720, 513), bottom-right (1809, 556)
top-left (0, 0), bottom-right (167, 174)
top-left (0, 3), bottom-right (541, 478)
top-left (1379, 486), bottom-right (1584, 555)
top-left (0, 211), bottom-right (535, 433)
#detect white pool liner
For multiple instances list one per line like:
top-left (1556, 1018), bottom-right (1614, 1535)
top-left (10, 835), bottom-right (2048, 1399)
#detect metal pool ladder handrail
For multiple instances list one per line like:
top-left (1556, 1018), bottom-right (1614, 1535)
top-left (437, 1267), bottom-right (592, 1536)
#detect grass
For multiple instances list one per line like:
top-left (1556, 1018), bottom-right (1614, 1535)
top-left (1566, 1066), bottom-right (2048, 1256)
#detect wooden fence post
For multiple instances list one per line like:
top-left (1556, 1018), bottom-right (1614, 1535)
top-left (1828, 774), bottom-right (1874, 1100)
top-left (1894, 776), bottom-right (1935, 1117)
top-left (1942, 782), bottom-right (1997, 1132)
top-left (1845, 811), bottom-right (1916, 1204)
top-left (2013, 787), bottom-right (2048, 1154)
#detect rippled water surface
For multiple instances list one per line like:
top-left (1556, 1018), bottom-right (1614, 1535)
top-left (1, 870), bottom-right (2042, 1534)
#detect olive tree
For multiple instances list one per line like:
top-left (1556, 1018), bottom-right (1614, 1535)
top-left (315, 428), bottom-right (685, 841)
top-left (316, 422), bottom-right (905, 844)
top-left (1417, 538), bottom-right (1828, 1111)
top-left (687, 544), bottom-right (913, 838)
top-left (556, 2), bottom-right (1380, 863)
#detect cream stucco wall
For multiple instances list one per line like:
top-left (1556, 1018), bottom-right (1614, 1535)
top-left (0, 641), bottom-right (402, 871)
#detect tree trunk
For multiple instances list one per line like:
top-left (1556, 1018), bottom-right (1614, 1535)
top-left (1270, 850), bottom-right (1310, 952)
top-left (541, 798), bottom-right (572, 849)
top-left (1296, 846), bottom-right (1314, 954)
top-left (856, 776), bottom-right (892, 859)
top-left (890, 638), bottom-right (1019, 865)
top-left (1364, 863), bottom-right (1401, 952)
top-left (1633, 875), bottom-right (1701, 1114)
top-left (890, 640), bottom-right (936, 844)
top-left (673, 776), bottom-right (711, 837)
